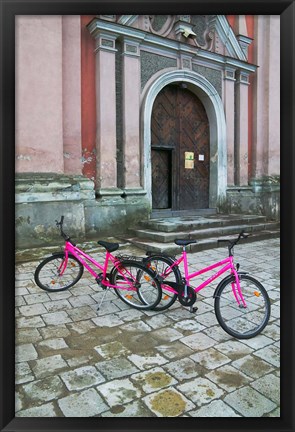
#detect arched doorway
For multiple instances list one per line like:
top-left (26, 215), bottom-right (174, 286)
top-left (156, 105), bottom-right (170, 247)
top-left (151, 84), bottom-right (210, 212)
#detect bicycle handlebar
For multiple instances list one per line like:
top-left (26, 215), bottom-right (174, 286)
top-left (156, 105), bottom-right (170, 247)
top-left (218, 230), bottom-right (250, 256)
top-left (55, 216), bottom-right (70, 241)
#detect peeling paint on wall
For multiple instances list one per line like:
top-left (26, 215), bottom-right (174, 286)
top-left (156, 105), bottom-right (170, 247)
top-left (210, 152), bottom-right (218, 163)
top-left (81, 156), bottom-right (94, 164)
top-left (16, 216), bottom-right (31, 226)
top-left (16, 155), bottom-right (31, 161)
top-left (81, 149), bottom-right (97, 183)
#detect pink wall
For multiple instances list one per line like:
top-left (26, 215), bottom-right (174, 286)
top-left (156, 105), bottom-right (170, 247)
top-left (15, 16), bottom-right (64, 173)
top-left (252, 15), bottom-right (280, 178)
top-left (15, 15), bottom-right (83, 175)
top-left (15, 14), bottom-right (280, 186)
top-left (81, 15), bottom-right (97, 183)
top-left (62, 16), bottom-right (82, 175)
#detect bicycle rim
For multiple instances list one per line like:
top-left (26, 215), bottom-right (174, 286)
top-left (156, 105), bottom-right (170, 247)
top-left (215, 274), bottom-right (271, 339)
top-left (145, 255), bottom-right (180, 311)
top-left (34, 253), bottom-right (83, 291)
top-left (111, 261), bottom-right (161, 310)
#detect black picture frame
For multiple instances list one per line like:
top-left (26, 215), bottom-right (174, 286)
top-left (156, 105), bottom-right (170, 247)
top-left (1, 0), bottom-right (294, 431)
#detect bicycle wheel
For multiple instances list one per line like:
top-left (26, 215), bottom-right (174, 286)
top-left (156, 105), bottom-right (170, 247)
top-left (214, 274), bottom-right (271, 339)
top-left (144, 255), bottom-right (181, 311)
top-left (34, 253), bottom-right (84, 292)
top-left (110, 260), bottom-right (162, 310)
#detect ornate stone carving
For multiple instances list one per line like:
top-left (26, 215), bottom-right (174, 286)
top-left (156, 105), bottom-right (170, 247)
top-left (147, 15), bottom-right (175, 37)
top-left (97, 15), bottom-right (116, 22)
top-left (191, 15), bottom-right (217, 51)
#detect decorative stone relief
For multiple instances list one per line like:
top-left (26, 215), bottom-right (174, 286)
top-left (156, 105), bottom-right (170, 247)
top-left (214, 33), bottom-right (223, 54)
top-left (126, 44), bottom-right (138, 54)
top-left (148, 15), bottom-right (175, 37)
top-left (182, 58), bottom-right (191, 69)
top-left (101, 39), bottom-right (114, 48)
top-left (94, 33), bottom-right (117, 53)
top-left (238, 72), bottom-right (250, 84)
top-left (191, 15), bottom-right (217, 51)
top-left (97, 15), bottom-right (117, 22)
top-left (178, 15), bottom-right (191, 23)
top-left (225, 69), bottom-right (235, 80)
top-left (143, 15), bottom-right (150, 32)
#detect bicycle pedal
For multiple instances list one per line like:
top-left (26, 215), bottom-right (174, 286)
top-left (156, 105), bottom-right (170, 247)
top-left (189, 306), bottom-right (198, 314)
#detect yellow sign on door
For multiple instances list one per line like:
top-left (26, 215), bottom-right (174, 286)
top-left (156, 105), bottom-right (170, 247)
top-left (185, 152), bottom-right (194, 169)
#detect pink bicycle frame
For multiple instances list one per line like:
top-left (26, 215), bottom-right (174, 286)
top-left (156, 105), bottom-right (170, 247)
top-left (164, 250), bottom-right (247, 307)
top-left (58, 241), bottom-right (134, 291)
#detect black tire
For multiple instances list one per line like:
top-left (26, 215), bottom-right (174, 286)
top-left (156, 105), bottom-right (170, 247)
top-left (110, 260), bottom-right (162, 310)
top-left (34, 253), bottom-right (84, 292)
top-left (144, 255), bottom-right (181, 311)
top-left (214, 274), bottom-right (271, 339)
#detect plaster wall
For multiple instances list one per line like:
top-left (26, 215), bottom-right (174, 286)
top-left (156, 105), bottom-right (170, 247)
top-left (252, 15), bottom-right (280, 179)
top-left (15, 16), bottom-right (64, 173)
top-left (122, 53), bottom-right (141, 189)
top-left (235, 76), bottom-right (249, 186)
top-left (62, 16), bottom-right (82, 175)
top-left (95, 47), bottom-right (117, 190)
top-left (267, 15), bottom-right (280, 176)
top-left (223, 73), bottom-right (235, 185)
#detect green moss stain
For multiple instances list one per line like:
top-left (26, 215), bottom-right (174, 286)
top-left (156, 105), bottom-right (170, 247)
top-left (98, 341), bottom-right (129, 358)
top-left (123, 388), bottom-right (137, 399)
top-left (150, 390), bottom-right (186, 417)
top-left (206, 388), bottom-right (215, 397)
top-left (110, 405), bottom-right (125, 414)
top-left (216, 371), bottom-right (245, 388)
top-left (145, 372), bottom-right (172, 389)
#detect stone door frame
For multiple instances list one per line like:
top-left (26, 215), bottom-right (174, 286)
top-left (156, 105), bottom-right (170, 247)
top-left (141, 69), bottom-right (227, 211)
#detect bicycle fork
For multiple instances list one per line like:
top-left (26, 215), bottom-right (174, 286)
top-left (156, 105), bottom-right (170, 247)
top-left (231, 271), bottom-right (247, 308)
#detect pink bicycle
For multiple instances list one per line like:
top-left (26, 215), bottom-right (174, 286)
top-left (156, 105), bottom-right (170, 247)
top-left (34, 217), bottom-right (162, 311)
top-left (144, 232), bottom-right (271, 339)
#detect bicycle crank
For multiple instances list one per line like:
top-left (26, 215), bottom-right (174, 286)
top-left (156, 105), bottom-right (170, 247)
top-left (178, 285), bottom-right (197, 307)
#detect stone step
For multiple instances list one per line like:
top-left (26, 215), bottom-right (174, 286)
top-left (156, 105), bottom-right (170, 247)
top-left (124, 228), bottom-right (280, 255)
top-left (138, 214), bottom-right (268, 233)
top-left (129, 222), bottom-right (279, 243)
top-left (150, 208), bottom-right (217, 219)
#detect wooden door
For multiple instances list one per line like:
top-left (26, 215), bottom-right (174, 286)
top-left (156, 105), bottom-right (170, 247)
top-left (151, 149), bottom-right (171, 209)
top-left (151, 84), bottom-right (210, 211)
top-left (178, 88), bottom-right (210, 209)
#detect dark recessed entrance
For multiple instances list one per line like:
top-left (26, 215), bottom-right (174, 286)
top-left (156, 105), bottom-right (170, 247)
top-left (151, 84), bottom-right (210, 214)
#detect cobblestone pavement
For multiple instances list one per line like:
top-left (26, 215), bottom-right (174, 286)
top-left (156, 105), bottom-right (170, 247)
top-left (15, 238), bottom-right (280, 417)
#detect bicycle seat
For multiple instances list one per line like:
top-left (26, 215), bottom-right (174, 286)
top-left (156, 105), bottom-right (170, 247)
top-left (174, 239), bottom-right (197, 246)
top-left (97, 240), bottom-right (119, 252)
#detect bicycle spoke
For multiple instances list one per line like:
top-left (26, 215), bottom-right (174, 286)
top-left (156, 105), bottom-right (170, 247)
top-left (34, 254), bottom-right (83, 292)
top-left (144, 255), bottom-right (180, 311)
top-left (215, 275), bottom-right (271, 339)
top-left (111, 261), bottom-right (161, 310)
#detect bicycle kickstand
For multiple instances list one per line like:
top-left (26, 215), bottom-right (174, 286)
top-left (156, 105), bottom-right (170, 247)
top-left (97, 288), bottom-right (110, 311)
top-left (189, 306), bottom-right (198, 314)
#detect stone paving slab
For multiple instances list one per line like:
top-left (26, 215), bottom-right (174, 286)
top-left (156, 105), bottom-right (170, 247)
top-left (15, 238), bottom-right (280, 417)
